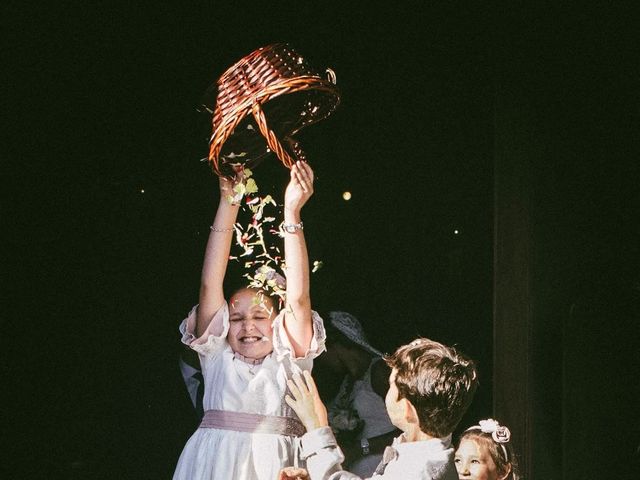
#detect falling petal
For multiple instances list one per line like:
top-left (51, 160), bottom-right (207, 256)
top-left (245, 178), bottom-right (258, 194)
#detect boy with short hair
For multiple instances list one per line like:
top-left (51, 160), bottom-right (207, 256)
top-left (281, 338), bottom-right (478, 480)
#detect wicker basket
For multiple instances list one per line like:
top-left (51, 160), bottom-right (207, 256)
top-left (203, 43), bottom-right (341, 177)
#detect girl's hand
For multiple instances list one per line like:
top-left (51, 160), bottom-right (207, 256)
top-left (284, 161), bottom-right (314, 213)
top-left (278, 467), bottom-right (310, 480)
top-left (218, 167), bottom-right (245, 205)
top-left (285, 370), bottom-right (329, 432)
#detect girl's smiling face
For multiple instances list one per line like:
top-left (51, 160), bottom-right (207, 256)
top-left (455, 438), bottom-right (501, 480)
top-left (227, 289), bottom-right (276, 360)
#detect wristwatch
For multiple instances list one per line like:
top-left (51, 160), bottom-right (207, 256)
top-left (360, 437), bottom-right (370, 456)
top-left (280, 221), bottom-right (304, 234)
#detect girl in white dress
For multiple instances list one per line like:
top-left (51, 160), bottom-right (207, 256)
top-left (173, 161), bottom-right (326, 480)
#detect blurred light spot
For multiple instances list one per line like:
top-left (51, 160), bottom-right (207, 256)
top-left (454, 229), bottom-right (459, 235)
top-left (140, 189), bottom-right (145, 194)
top-left (342, 191), bottom-right (352, 201)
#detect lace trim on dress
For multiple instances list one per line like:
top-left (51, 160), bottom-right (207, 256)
top-left (234, 352), bottom-right (266, 365)
top-left (179, 303), bottom-right (230, 357)
top-left (272, 310), bottom-right (326, 363)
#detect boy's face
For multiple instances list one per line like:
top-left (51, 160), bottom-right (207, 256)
top-left (385, 369), bottom-right (408, 430)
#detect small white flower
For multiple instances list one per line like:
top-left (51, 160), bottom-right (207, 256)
top-left (478, 419), bottom-right (511, 443)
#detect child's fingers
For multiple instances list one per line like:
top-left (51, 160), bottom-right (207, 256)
top-left (292, 165), bottom-right (309, 193)
top-left (287, 379), bottom-right (302, 400)
top-left (279, 469), bottom-right (293, 480)
top-left (292, 372), bottom-right (310, 395)
top-left (231, 165), bottom-right (246, 183)
top-left (302, 370), bottom-right (319, 396)
top-left (288, 167), bottom-right (306, 193)
top-left (298, 161), bottom-right (314, 182)
top-left (296, 162), bottom-right (313, 187)
top-left (280, 467), bottom-right (309, 480)
top-left (284, 394), bottom-right (297, 409)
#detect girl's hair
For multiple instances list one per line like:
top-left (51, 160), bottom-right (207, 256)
top-left (229, 286), bottom-right (281, 314)
top-left (458, 421), bottom-right (520, 480)
top-left (225, 265), bottom-right (285, 312)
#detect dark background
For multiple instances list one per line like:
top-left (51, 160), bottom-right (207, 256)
top-left (3, 1), bottom-right (638, 479)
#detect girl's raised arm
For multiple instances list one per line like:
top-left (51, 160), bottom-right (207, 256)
top-left (281, 161), bottom-right (315, 357)
top-left (196, 173), bottom-right (241, 337)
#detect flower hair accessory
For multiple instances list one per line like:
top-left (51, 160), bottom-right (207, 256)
top-left (476, 418), bottom-right (511, 444)
top-left (466, 418), bottom-right (511, 462)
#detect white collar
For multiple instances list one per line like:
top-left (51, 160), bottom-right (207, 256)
top-left (233, 351), bottom-right (267, 365)
top-left (393, 433), bottom-right (452, 455)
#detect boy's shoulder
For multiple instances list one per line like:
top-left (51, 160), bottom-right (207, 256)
top-left (420, 455), bottom-right (458, 480)
top-left (380, 438), bottom-right (457, 480)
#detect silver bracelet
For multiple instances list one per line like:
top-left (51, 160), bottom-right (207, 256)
top-left (210, 225), bottom-right (235, 232)
top-left (280, 221), bottom-right (304, 234)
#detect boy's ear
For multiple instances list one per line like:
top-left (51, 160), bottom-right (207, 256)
top-left (402, 397), bottom-right (420, 425)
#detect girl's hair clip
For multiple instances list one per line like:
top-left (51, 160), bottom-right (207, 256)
top-left (468, 418), bottom-right (512, 444)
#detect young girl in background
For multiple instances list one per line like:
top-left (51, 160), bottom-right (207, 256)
top-left (454, 419), bottom-right (520, 480)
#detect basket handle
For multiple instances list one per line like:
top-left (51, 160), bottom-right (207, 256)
top-left (251, 102), bottom-right (302, 169)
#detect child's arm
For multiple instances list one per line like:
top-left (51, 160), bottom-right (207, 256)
top-left (281, 161), bottom-right (314, 357)
top-left (196, 173), bottom-right (242, 337)
top-left (286, 371), bottom-right (362, 480)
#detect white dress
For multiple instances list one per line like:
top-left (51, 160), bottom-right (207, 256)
top-left (172, 303), bottom-right (326, 480)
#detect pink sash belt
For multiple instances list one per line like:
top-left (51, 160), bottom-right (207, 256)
top-left (199, 409), bottom-right (306, 437)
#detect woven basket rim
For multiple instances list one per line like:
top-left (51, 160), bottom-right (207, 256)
top-left (206, 43), bottom-right (340, 176)
top-left (216, 42), bottom-right (317, 84)
top-left (211, 76), bottom-right (339, 137)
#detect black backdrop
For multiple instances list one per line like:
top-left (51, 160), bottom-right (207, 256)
top-left (4, 2), bottom-right (638, 479)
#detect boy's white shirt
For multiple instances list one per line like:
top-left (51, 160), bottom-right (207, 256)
top-left (299, 427), bottom-right (458, 480)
